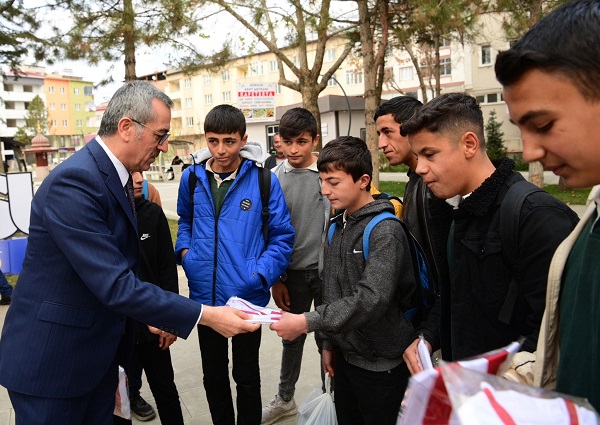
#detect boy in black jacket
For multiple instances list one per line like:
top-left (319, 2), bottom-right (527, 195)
top-left (115, 171), bottom-right (184, 425)
top-left (272, 136), bottom-right (415, 425)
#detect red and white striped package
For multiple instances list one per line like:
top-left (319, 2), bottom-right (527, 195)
top-left (398, 341), bottom-right (598, 425)
top-left (398, 341), bottom-right (521, 425)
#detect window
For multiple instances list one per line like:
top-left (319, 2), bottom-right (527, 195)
top-left (325, 49), bottom-right (336, 62)
top-left (61, 104), bottom-right (67, 111)
top-left (4, 84), bottom-right (13, 91)
top-left (440, 58), bottom-right (452, 76)
top-left (476, 93), bottom-right (503, 104)
top-left (59, 87), bottom-right (65, 94)
top-left (75, 103), bottom-right (81, 111)
top-left (481, 45), bottom-right (492, 65)
top-left (222, 70), bottom-right (230, 81)
top-left (249, 61), bottom-right (264, 76)
top-left (270, 60), bottom-right (278, 72)
top-left (292, 56), bottom-right (300, 67)
top-left (62, 119), bottom-right (68, 126)
top-left (440, 38), bottom-right (451, 47)
top-left (74, 88), bottom-right (80, 95)
top-left (184, 78), bottom-right (191, 88)
top-left (346, 71), bottom-right (363, 85)
top-left (84, 86), bottom-right (93, 96)
top-left (185, 97), bottom-right (192, 108)
top-left (23, 85), bottom-right (33, 93)
top-left (49, 86), bottom-right (55, 93)
top-left (6, 119), bottom-right (17, 127)
top-left (203, 74), bottom-right (211, 85)
top-left (204, 94), bottom-right (212, 104)
top-left (51, 119), bottom-right (57, 127)
top-left (327, 74), bottom-right (337, 87)
top-left (4, 101), bottom-right (15, 109)
top-left (76, 119), bottom-right (83, 127)
top-left (186, 117), bottom-right (194, 127)
top-left (275, 84), bottom-right (281, 94)
top-left (400, 67), bottom-right (413, 81)
top-left (223, 91), bottom-right (231, 102)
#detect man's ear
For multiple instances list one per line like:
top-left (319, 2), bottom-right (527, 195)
top-left (118, 117), bottom-right (134, 143)
top-left (241, 134), bottom-right (248, 147)
top-left (462, 131), bottom-right (480, 159)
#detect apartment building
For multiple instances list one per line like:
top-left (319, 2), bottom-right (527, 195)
top-left (45, 72), bottom-right (95, 162)
top-left (0, 67), bottom-right (46, 170)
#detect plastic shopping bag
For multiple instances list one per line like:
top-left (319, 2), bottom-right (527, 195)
top-left (297, 373), bottom-right (337, 425)
top-left (114, 365), bottom-right (131, 420)
top-left (442, 365), bottom-right (599, 425)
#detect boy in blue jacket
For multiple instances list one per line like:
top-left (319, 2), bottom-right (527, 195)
top-left (176, 104), bottom-right (294, 425)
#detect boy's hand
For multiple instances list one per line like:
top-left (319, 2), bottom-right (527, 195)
top-left (271, 281), bottom-right (291, 311)
top-left (403, 337), bottom-right (432, 375)
top-left (322, 348), bottom-right (335, 377)
top-left (270, 312), bottom-right (307, 340)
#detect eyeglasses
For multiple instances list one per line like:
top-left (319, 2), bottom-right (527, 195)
top-left (129, 117), bottom-right (170, 145)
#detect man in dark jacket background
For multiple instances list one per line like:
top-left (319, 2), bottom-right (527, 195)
top-left (401, 93), bottom-right (578, 363)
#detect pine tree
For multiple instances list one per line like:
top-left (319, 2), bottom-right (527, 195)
top-left (485, 109), bottom-right (506, 160)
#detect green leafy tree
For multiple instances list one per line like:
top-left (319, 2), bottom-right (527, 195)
top-left (202, 0), bottom-right (356, 149)
top-left (24, 95), bottom-right (49, 136)
top-left (49, 0), bottom-right (205, 82)
top-left (0, 1), bottom-right (48, 73)
top-left (390, 0), bottom-right (484, 101)
top-left (485, 109), bottom-right (506, 160)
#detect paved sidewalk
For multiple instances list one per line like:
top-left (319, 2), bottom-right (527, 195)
top-left (0, 267), bottom-right (323, 425)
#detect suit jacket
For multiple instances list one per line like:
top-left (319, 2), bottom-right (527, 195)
top-left (0, 139), bottom-right (201, 398)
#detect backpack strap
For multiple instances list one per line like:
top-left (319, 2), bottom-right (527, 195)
top-left (258, 166), bottom-right (271, 244)
top-left (363, 211), bottom-right (399, 259)
top-left (498, 179), bottom-right (543, 324)
top-left (188, 168), bottom-right (199, 232)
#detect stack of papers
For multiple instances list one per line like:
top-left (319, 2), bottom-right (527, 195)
top-left (226, 296), bottom-right (283, 324)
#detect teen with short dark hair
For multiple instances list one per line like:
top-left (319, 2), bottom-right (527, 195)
top-left (272, 136), bottom-right (415, 425)
top-left (375, 96), bottom-right (453, 373)
top-left (262, 108), bottom-right (330, 425)
top-left (401, 93), bottom-right (578, 363)
top-left (176, 104), bottom-right (295, 425)
top-left (495, 0), bottom-right (600, 410)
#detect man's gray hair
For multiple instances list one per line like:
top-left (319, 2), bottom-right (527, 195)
top-left (98, 81), bottom-right (173, 137)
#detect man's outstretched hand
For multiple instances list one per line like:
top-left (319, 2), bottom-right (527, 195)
top-left (200, 305), bottom-right (260, 337)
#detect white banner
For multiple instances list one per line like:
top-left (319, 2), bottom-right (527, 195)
top-left (237, 83), bottom-right (277, 122)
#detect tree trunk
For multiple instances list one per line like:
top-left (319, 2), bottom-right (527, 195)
top-left (529, 161), bottom-right (544, 188)
top-left (301, 85), bottom-right (323, 151)
top-left (122, 0), bottom-right (137, 81)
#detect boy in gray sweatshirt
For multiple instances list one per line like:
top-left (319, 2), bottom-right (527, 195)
top-left (262, 108), bottom-right (330, 425)
top-left (272, 136), bottom-right (415, 425)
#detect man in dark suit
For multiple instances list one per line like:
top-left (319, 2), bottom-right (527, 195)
top-left (0, 81), bottom-right (258, 425)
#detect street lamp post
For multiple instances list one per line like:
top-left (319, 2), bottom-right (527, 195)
top-left (324, 75), bottom-right (351, 137)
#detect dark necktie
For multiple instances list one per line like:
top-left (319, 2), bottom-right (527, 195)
top-left (125, 175), bottom-right (137, 219)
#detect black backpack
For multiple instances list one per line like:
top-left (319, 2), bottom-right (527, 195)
top-left (187, 163), bottom-right (271, 243)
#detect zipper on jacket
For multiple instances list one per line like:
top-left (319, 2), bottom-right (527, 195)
top-left (208, 161), bottom-right (251, 306)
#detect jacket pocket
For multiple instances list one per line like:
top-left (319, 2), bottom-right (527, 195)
top-left (38, 301), bottom-right (95, 328)
top-left (462, 233), bottom-right (510, 305)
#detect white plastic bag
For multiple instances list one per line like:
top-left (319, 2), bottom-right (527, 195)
top-left (114, 365), bottom-right (131, 420)
top-left (297, 373), bottom-right (337, 425)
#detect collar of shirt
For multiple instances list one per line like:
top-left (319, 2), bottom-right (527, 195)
top-left (282, 156), bottom-right (319, 173)
top-left (445, 194), bottom-right (462, 209)
top-left (206, 158), bottom-right (239, 187)
top-left (96, 136), bottom-right (130, 187)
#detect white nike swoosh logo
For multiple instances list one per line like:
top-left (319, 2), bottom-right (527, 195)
top-left (140, 234), bottom-right (150, 241)
top-left (353, 249), bottom-right (363, 254)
